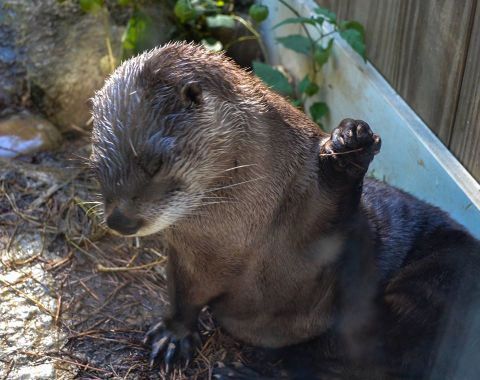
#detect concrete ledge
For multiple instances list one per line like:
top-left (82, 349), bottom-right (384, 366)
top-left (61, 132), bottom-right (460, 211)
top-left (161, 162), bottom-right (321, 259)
top-left (260, 0), bottom-right (480, 238)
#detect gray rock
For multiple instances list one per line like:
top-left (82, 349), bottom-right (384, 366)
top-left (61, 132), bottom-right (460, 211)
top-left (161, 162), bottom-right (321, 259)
top-left (14, 363), bottom-right (56, 380)
top-left (0, 1), bottom-right (178, 130)
top-left (0, 258), bottom-right (72, 379)
top-left (0, 0), bottom-right (125, 130)
top-left (0, 112), bottom-right (62, 158)
top-left (0, 3), bottom-right (26, 112)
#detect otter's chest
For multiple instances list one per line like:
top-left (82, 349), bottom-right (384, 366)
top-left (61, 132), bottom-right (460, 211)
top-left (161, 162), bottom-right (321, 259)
top-left (211, 253), bottom-right (338, 347)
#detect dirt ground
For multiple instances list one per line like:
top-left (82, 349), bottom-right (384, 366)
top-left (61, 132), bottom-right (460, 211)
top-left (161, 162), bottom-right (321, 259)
top-left (0, 136), bottom-right (274, 380)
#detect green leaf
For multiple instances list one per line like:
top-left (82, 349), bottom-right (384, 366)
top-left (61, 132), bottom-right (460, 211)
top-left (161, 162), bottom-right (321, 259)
top-left (276, 34), bottom-right (312, 55)
top-left (339, 28), bottom-right (366, 60)
top-left (201, 38), bottom-right (223, 52)
top-left (117, 0), bottom-right (132, 6)
top-left (298, 75), bottom-right (310, 94)
top-left (206, 14), bottom-right (235, 29)
top-left (314, 7), bottom-right (337, 24)
top-left (273, 17), bottom-right (316, 29)
top-left (309, 102), bottom-right (329, 124)
top-left (249, 4), bottom-right (269, 23)
top-left (298, 75), bottom-right (319, 96)
top-left (121, 11), bottom-right (147, 56)
top-left (252, 61), bottom-right (293, 97)
top-left (174, 0), bottom-right (196, 24)
top-left (340, 20), bottom-right (365, 37)
top-left (291, 99), bottom-right (303, 108)
top-left (313, 38), bottom-right (333, 67)
top-left (79, 0), bottom-right (103, 14)
top-left (313, 17), bottom-right (324, 27)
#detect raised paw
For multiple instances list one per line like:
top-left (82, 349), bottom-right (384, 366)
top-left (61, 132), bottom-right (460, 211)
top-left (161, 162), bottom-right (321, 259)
top-left (322, 118), bottom-right (381, 176)
top-left (143, 320), bottom-right (201, 373)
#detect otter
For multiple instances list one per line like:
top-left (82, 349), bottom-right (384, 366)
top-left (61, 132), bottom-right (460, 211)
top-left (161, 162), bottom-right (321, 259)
top-left (90, 42), bottom-right (480, 379)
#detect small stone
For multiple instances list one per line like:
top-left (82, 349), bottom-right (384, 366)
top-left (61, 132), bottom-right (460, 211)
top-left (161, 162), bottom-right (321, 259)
top-left (15, 363), bottom-right (55, 379)
top-left (4, 232), bottom-right (43, 262)
top-left (0, 112), bottom-right (62, 158)
top-left (0, 269), bottom-right (23, 283)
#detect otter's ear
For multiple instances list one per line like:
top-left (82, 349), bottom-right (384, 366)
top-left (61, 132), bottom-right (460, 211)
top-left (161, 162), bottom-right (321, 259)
top-left (180, 81), bottom-right (202, 107)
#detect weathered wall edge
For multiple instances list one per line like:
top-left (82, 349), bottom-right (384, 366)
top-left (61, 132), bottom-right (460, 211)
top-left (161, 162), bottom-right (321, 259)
top-left (260, 0), bottom-right (480, 238)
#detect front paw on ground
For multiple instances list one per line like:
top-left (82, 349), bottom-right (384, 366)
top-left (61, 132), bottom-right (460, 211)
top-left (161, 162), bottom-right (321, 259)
top-left (143, 321), bottom-right (201, 373)
top-left (323, 118), bottom-right (381, 175)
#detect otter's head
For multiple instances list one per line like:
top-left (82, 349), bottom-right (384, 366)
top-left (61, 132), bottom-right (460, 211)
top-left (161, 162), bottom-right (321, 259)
top-left (90, 43), bottom-right (253, 236)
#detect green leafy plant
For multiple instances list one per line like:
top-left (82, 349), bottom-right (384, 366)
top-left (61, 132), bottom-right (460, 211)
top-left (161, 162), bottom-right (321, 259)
top-left (171, 0), bottom-right (269, 60)
top-left (78, 0), bottom-right (269, 65)
top-left (252, 0), bottom-right (366, 128)
top-left (79, 0), bottom-right (116, 72)
top-left (79, 0), bottom-right (169, 61)
top-left (76, 0), bottom-right (365, 130)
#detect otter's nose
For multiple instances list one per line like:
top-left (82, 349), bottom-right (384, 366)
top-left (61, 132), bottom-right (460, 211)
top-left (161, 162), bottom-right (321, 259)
top-left (106, 208), bottom-right (143, 235)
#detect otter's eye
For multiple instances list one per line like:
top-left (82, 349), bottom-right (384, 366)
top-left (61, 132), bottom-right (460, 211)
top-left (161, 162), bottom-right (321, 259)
top-left (140, 133), bottom-right (177, 176)
top-left (138, 156), bottom-right (163, 177)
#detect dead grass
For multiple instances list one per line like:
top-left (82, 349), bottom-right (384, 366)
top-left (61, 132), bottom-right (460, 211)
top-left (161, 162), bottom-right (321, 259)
top-left (0, 140), bottom-right (263, 379)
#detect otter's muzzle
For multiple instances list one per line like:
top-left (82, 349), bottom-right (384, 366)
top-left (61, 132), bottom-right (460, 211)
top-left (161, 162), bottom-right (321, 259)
top-left (106, 207), bottom-right (143, 236)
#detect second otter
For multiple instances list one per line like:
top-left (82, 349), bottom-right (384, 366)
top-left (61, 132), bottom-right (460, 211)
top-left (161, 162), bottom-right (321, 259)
top-left (91, 42), bottom-right (480, 379)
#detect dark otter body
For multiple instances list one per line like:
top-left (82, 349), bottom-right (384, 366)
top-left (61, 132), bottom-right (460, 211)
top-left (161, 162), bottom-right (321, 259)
top-left (90, 42), bottom-right (480, 379)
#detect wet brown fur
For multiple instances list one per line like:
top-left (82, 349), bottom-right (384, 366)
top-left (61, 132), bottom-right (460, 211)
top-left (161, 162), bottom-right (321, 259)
top-left (91, 42), bottom-right (480, 379)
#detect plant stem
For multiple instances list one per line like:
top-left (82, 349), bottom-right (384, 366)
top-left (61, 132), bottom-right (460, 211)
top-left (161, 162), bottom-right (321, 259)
top-left (277, 0), bottom-right (317, 78)
top-left (277, 0), bottom-right (314, 41)
top-left (231, 15), bottom-right (270, 64)
top-left (101, 7), bottom-right (116, 72)
top-left (224, 35), bottom-right (258, 51)
top-left (324, 29), bottom-right (337, 38)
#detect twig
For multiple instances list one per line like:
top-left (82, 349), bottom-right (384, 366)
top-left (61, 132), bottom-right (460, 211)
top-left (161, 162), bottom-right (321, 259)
top-left (19, 351), bottom-right (111, 374)
top-left (96, 257), bottom-right (167, 272)
top-left (55, 295), bottom-right (62, 326)
top-left (79, 279), bottom-right (100, 301)
top-left (319, 147), bottom-right (364, 157)
top-left (46, 251), bottom-right (74, 271)
top-left (1, 359), bottom-right (14, 380)
top-left (29, 181), bottom-right (69, 210)
top-left (4, 192), bottom-right (57, 232)
top-left (0, 278), bottom-right (55, 317)
top-left (231, 15), bottom-right (270, 64)
top-left (0, 158), bottom-right (68, 183)
top-left (101, 7), bottom-right (116, 72)
top-left (11, 253), bottom-right (41, 266)
top-left (124, 363), bottom-right (142, 379)
top-left (126, 250), bottom-right (141, 267)
top-left (6, 223), bottom-right (19, 253)
top-left (66, 236), bottom-right (97, 261)
top-left (224, 35), bottom-right (258, 51)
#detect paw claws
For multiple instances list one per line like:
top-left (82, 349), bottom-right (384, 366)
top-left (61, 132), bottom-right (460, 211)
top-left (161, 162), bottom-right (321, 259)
top-left (144, 320), bottom-right (200, 372)
top-left (164, 340), bottom-right (179, 374)
top-left (144, 321), bottom-right (165, 345)
top-left (150, 335), bottom-right (169, 364)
